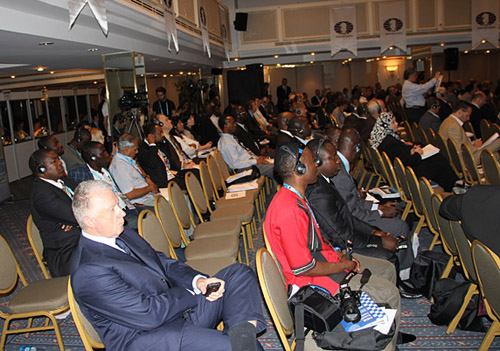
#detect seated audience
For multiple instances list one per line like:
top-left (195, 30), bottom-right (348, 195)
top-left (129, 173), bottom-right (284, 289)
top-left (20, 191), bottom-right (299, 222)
top-left (70, 180), bottom-right (266, 351)
top-left (469, 91), bottom-right (487, 138)
top-left (440, 185), bottom-right (500, 257)
top-left (62, 127), bottom-right (92, 171)
top-left (439, 101), bottom-right (500, 164)
top-left (29, 149), bottom-right (80, 277)
top-left (332, 129), bottom-right (415, 274)
top-left (217, 115), bottom-right (274, 178)
top-left (276, 111), bottom-right (295, 148)
top-left (112, 114), bottom-right (126, 143)
top-left (233, 107), bottom-right (261, 155)
top-left (418, 97), bottom-right (441, 134)
top-left (109, 134), bottom-right (158, 207)
top-left (373, 112), bottom-right (458, 192)
top-left (38, 135), bottom-right (67, 173)
top-left (287, 116), bottom-right (312, 146)
top-left (264, 142), bottom-right (401, 350)
top-left (68, 141), bottom-right (141, 229)
top-left (178, 113), bottom-right (213, 157)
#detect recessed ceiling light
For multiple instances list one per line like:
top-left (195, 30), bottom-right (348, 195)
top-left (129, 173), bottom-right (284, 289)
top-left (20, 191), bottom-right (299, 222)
top-left (482, 40), bottom-right (486, 44)
top-left (440, 43), bottom-right (445, 46)
top-left (389, 46), bottom-right (394, 50)
top-left (376, 58), bottom-right (380, 61)
top-left (310, 61), bottom-right (314, 64)
top-left (382, 56), bottom-right (387, 59)
top-left (348, 58), bottom-right (352, 61)
top-left (274, 55), bottom-right (279, 58)
top-left (93, 81), bottom-right (98, 84)
top-left (234, 58), bottom-right (239, 62)
top-left (464, 50), bottom-right (469, 54)
top-left (88, 48), bottom-right (99, 52)
top-left (154, 74), bottom-right (158, 77)
top-left (50, 71), bottom-right (55, 74)
top-left (36, 67), bottom-right (44, 72)
top-left (486, 50), bottom-right (491, 54)
top-left (10, 75), bottom-right (15, 79)
top-left (311, 52), bottom-right (315, 56)
top-left (163, 74), bottom-right (167, 78)
top-left (277, 63), bottom-right (281, 67)
top-left (179, 71), bottom-right (184, 75)
top-left (169, 74), bottom-right (174, 77)
top-left (38, 42), bottom-right (54, 46)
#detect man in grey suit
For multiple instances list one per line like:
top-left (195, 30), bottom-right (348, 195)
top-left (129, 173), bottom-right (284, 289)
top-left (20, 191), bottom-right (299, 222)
top-left (331, 129), bottom-right (414, 277)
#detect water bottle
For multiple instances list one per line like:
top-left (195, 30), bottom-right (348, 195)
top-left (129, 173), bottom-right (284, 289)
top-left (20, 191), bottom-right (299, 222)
top-left (19, 347), bottom-right (37, 351)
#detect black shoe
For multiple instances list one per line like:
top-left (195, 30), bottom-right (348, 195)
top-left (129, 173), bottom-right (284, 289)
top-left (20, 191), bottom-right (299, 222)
top-left (397, 332), bottom-right (416, 344)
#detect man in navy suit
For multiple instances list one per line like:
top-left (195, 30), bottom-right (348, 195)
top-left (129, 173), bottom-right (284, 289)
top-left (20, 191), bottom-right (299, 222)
top-left (70, 180), bottom-right (265, 351)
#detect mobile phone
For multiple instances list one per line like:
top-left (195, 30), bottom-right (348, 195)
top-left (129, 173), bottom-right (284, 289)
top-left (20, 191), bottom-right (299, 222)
top-left (204, 282), bottom-right (221, 296)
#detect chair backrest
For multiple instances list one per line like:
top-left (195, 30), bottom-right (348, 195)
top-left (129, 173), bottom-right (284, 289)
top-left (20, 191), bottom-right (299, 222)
top-left (154, 195), bottom-right (184, 250)
top-left (369, 147), bottom-right (388, 183)
top-left (185, 171), bottom-right (210, 222)
top-left (481, 149), bottom-right (500, 185)
top-left (425, 128), bottom-right (436, 146)
top-left (199, 161), bottom-right (217, 202)
top-left (419, 177), bottom-right (439, 234)
top-left (380, 151), bottom-right (398, 189)
top-left (431, 193), bottom-right (458, 256)
top-left (480, 119), bottom-right (491, 141)
top-left (446, 137), bottom-right (465, 176)
top-left (472, 240), bottom-right (500, 322)
top-left (0, 235), bottom-right (25, 296)
top-left (256, 248), bottom-right (294, 351)
top-left (405, 166), bottom-right (425, 217)
top-left (207, 154), bottom-right (226, 195)
top-left (27, 214), bottom-right (51, 279)
top-left (393, 157), bottom-right (411, 203)
top-left (490, 123), bottom-right (500, 139)
top-left (413, 125), bottom-right (428, 145)
top-left (137, 209), bottom-right (172, 258)
top-left (402, 120), bottom-right (415, 142)
top-left (433, 133), bottom-right (451, 163)
top-left (214, 150), bottom-right (231, 179)
top-left (463, 121), bottom-right (475, 137)
top-left (168, 181), bottom-right (194, 230)
top-left (450, 220), bottom-right (477, 284)
top-left (460, 143), bottom-right (481, 184)
top-left (68, 277), bottom-right (104, 350)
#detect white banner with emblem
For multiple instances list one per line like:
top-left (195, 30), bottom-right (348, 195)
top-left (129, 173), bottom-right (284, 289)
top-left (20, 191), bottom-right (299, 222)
top-left (68, 0), bottom-right (108, 36)
top-left (198, 0), bottom-right (211, 58)
top-left (472, 0), bottom-right (499, 49)
top-left (164, 0), bottom-right (179, 52)
top-left (219, 6), bottom-right (231, 62)
top-left (378, 1), bottom-right (406, 54)
top-left (330, 6), bottom-right (357, 57)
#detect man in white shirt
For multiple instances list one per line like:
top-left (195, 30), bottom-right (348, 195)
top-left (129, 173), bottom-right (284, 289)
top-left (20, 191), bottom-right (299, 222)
top-left (402, 68), bottom-right (440, 124)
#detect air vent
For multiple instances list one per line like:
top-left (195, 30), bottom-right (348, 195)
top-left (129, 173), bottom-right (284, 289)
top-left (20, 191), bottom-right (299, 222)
top-left (129, 0), bottom-right (164, 17)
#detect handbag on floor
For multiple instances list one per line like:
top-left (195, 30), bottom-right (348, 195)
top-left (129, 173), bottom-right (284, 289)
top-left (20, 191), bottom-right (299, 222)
top-left (409, 250), bottom-right (451, 299)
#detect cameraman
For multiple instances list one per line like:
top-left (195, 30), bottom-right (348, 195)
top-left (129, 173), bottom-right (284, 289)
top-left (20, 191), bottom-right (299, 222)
top-left (265, 141), bottom-right (401, 351)
top-left (152, 87), bottom-right (176, 118)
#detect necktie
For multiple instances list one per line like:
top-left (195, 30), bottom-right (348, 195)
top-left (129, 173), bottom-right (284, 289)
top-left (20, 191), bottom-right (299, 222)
top-left (58, 180), bottom-right (74, 199)
top-left (115, 237), bottom-right (141, 262)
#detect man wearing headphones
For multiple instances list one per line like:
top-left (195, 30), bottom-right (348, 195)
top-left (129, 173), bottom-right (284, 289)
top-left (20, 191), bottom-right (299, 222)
top-left (62, 126), bottom-right (92, 172)
top-left (276, 111), bottom-right (294, 148)
top-left (265, 141), bottom-right (402, 350)
top-left (287, 116), bottom-right (312, 146)
top-left (418, 97), bottom-right (441, 133)
top-left (29, 149), bottom-right (80, 277)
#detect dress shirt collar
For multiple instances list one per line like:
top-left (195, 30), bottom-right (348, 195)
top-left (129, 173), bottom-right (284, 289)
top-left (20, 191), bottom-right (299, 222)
top-left (471, 103), bottom-right (480, 110)
top-left (40, 177), bottom-right (64, 189)
top-left (144, 139), bottom-right (156, 147)
top-left (321, 174), bottom-right (331, 183)
top-left (280, 129), bottom-right (293, 137)
top-left (451, 114), bottom-right (464, 127)
top-left (236, 122), bottom-right (247, 131)
top-left (429, 111), bottom-right (440, 118)
top-left (294, 136), bottom-right (309, 145)
top-left (82, 230), bottom-right (125, 252)
top-left (337, 151), bottom-right (350, 173)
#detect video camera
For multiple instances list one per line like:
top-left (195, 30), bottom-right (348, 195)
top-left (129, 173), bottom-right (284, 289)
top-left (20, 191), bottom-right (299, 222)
top-left (118, 90), bottom-right (149, 110)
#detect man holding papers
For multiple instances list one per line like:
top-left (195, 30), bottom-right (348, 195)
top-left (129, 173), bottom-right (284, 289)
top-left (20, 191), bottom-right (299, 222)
top-left (440, 101), bottom-right (500, 163)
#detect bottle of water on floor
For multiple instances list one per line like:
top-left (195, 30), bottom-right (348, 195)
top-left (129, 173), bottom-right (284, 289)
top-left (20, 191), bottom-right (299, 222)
top-left (19, 347), bottom-right (37, 351)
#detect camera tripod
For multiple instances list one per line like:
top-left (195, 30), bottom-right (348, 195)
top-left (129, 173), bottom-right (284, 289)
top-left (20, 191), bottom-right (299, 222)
top-left (125, 108), bottom-right (143, 140)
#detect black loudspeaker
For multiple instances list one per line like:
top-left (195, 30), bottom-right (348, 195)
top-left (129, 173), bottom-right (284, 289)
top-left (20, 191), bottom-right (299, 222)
top-left (444, 48), bottom-right (459, 71)
top-left (227, 66), bottom-right (265, 104)
top-left (234, 12), bottom-right (248, 31)
top-left (211, 68), bottom-right (223, 75)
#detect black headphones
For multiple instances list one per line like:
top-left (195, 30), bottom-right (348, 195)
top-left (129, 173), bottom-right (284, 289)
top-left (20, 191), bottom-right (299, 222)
top-left (315, 138), bottom-right (325, 167)
top-left (30, 154), bottom-right (47, 174)
top-left (89, 154), bottom-right (97, 162)
top-left (281, 145), bottom-right (307, 175)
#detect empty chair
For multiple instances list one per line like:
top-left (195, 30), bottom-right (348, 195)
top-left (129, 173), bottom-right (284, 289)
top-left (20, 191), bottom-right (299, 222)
top-left (446, 138), bottom-right (465, 179)
top-left (461, 143), bottom-right (482, 185)
top-left (419, 177), bottom-right (441, 250)
top-left (413, 125), bottom-right (428, 145)
top-left (0, 235), bottom-right (69, 350)
top-left (425, 128), bottom-right (436, 146)
top-left (481, 149), bottom-right (500, 185)
top-left (402, 120), bottom-right (415, 142)
top-left (393, 157), bottom-right (413, 220)
top-left (472, 240), bottom-right (500, 351)
top-left (405, 166), bottom-right (427, 240)
top-left (256, 248), bottom-right (319, 351)
top-left (138, 208), bottom-right (236, 276)
top-left (27, 214), bottom-right (51, 279)
top-left (380, 151), bottom-right (398, 189)
top-left (447, 220), bottom-right (479, 334)
top-left (68, 277), bottom-right (104, 351)
top-left (433, 133), bottom-right (451, 164)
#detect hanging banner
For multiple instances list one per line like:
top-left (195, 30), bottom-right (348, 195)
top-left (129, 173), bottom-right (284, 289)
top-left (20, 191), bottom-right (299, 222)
top-left (198, 0), bottom-right (211, 58)
top-left (330, 6), bottom-right (357, 57)
top-left (164, 0), bottom-right (179, 52)
top-left (219, 6), bottom-right (231, 62)
top-left (68, 0), bottom-right (108, 36)
top-left (378, 1), bottom-right (406, 54)
top-left (472, 0), bottom-right (499, 49)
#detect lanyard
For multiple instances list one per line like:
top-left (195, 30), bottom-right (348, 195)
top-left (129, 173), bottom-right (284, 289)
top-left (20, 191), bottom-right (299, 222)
top-left (159, 100), bottom-right (169, 116)
top-left (117, 153), bottom-right (145, 180)
top-left (283, 183), bottom-right (319, 229)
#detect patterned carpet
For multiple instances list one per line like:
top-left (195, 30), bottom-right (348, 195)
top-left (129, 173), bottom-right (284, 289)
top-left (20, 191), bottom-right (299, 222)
top-left (1, 181), bottom-right (500, 350)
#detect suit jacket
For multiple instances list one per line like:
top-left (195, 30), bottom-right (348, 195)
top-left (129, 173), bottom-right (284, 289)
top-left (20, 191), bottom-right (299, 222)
top-left (137, 141), bottom-right (169, 188)
top-left (245, 112), bottom-right (267, 141)
top-left (331, 162), bottom-right (381, 224)
top-left (437, 99), bottom-right (452, 121)
top-left (158, 137), bottom-right (182, 171)
top-left (29, 177), bottom-right (80, 277)
top-left (276, 85), bottom-right (291, 104)
top-left (234, 124), bottom-right (260, 155)
top-left (68, 164), bottom-right (93, 184)
top-left (419, 111), bottom-right (441, 134)
top-left (62, 144), bottom-right (85, 172)
top-left (469, 104), bottom-right (483, 138)
top-left (70, 228), bottom-right (200, 351)
top-left (306, 176), bottom-right (382, 249)
top-left (440, 185), bottom-right (500, 257)
top-left (439, 115), bottom-right (477, 156)
top-left (276, 130), bottom-right (293, 148)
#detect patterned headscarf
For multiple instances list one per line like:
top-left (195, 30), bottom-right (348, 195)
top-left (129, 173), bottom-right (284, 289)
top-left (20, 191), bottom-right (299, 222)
top-left (370, 111), bottom-right (399, 149)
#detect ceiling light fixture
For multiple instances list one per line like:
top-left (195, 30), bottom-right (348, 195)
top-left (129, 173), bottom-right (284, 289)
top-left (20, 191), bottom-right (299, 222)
top-left (50, 71), bottom-right (55, 74)
top-left (311, 52), bottom-right (316, 56)
top-left (348, 58), bottom-right (352, 61)
top-left (274, 55), bottom-right (279, 58)
top-left (38, 42), bottom-right (54, 46)
top-left (277, 63), bottom-right (281, 67)
top-left (88, 48), bottom-right (99, 52)
top-left (389, 46), bottom-right (394, 50)
top-left (310, 61), bottom-right (314, 64)
top-left (440, 43), bottom-right (445, 46)
top-left (464, 50), bottom-right (469, 54)
top-left (482, 40), bottom-right (486, 44)
top-left (36, 67), bottom-right (44, 72)
top-left (163, 74), bottom-right (167, 78)
top-left (382, 56), bottom-right (387, 59)
top-left (93, 81), bottom-right (98, 84)
top-left (234, 58), bottom-right (239, 62)
top-left (179, 71), bottom-right (184, 75)
top-left (10, 75), bottom-right (15, 79)
top-left (486, 50), bottom-right (491, 54)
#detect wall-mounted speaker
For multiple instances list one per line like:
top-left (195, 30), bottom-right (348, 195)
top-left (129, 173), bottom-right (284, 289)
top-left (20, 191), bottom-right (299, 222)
top-left (211, 68), bottom-right (223, 75)
top-left (444, 48), bottom-right (459, 71)
top-left (234, 12), bottom-right (248, 31)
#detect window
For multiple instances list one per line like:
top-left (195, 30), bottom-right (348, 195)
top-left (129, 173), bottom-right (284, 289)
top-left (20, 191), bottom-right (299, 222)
top-left (10, 100), bottom-right (31, 143)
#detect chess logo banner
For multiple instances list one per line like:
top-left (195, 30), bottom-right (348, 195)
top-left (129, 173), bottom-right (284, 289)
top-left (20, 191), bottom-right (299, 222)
top-left (219, 6), bottom-right (231, 62)
top-left (330, 6), bottom-right (357, 57)
top-left (472, 0), bottom-right (499, 49)
top-left (198, 0), bottom-right (211, 58)
top-left (164, 0), bottom-right (179, 52)
top-left (378, 1), bottom-right (406, 54)
top-left (68, 0), bottom-right (108, 36)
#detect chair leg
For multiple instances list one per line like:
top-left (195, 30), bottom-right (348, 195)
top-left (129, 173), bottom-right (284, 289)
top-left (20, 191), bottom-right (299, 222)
top-left (47, 314), bottom-right (65, 351)
top-left (413, 217), bottom-right (425, 238)
top-left (401, 202), bottom-right (412, 221)
top-left (247, 220), bottom-right (255, 250)
top-left (255, 200), bottom-right (262, 223)
top-left (446, 284), bottom-right (478, 334)
top-left (242, 226), bottom-right (250, 265)
top-left (479, 319), bottom-right (500, 351)
top-left (428, 232), bottom-right (441, 250)
top-left (440, 256), bottom-right (454, 279)
top-left (25, 317), bottom-right (33, 337)
top-left (0, 317), bottom-right (11, 350)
